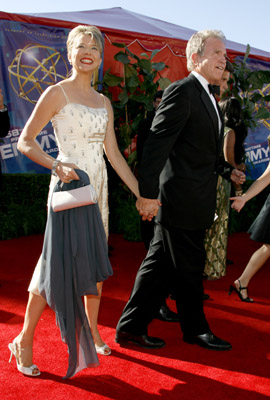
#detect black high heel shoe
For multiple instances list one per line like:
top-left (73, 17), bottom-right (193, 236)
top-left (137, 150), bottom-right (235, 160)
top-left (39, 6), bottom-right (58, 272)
top-left (228, 279), bottom-right (254, 302)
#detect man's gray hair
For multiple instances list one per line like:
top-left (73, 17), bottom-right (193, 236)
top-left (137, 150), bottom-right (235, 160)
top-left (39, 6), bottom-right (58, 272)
top-left (186, 30), bottom-right (226, 71)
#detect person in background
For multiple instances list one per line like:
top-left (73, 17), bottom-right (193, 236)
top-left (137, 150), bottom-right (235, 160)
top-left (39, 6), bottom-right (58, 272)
top-left (204, 89), bottom-right (248, 280)
top-left (219, 61), bottom-right (236, 269)
top-left (0, 88), bottom-right (10, 136)
top-left (137, 90), bottom-right (179, 323)
top-left (217, 60), bottom-right (233, 100)
top-left (10, 25), bottom-right (142, 378)
top-left (115, 29), bottom-right (245, 352)
top-left (230, 135), bottom-right (270, 302)
top-left (203, 62), bottom-right (234, 285)
top-left (0, 88), bottom-right (10, 187)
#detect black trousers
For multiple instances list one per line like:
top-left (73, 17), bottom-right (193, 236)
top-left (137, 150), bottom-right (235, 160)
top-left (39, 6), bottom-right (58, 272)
top-left (116, 222), bottom-right (209, 338)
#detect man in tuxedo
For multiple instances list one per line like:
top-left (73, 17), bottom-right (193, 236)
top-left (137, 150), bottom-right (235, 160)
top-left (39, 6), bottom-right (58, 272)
top-left (115, 30), bottom-right (245, 351)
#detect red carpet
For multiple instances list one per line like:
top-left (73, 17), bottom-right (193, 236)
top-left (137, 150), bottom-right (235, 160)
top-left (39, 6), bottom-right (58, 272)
top-left (0, 232), bottom-right (270, 399)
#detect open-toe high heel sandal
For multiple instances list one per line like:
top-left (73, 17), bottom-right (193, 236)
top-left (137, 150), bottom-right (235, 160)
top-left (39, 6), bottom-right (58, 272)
top-left (95, 343), bottom-right (111, 356)
top-left (8, 340), bottom-right (41, 376)
top-left (228, 279), bottom-right (254, 303)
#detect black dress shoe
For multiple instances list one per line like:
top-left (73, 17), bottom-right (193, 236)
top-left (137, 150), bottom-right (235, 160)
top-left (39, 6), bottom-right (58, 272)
top-left (115, 330), bottom-right (166, 349)
top-left (156, 304), bottom-right (179, 322)
top-left (202, 293), bottom-right (210, 300)
top-left (183, 331), bottom-right (232, 351)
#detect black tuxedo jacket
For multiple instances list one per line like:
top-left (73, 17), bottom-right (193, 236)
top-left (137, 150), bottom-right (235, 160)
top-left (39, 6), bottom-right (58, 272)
top-left (138, 73), bottom-right (232, 231)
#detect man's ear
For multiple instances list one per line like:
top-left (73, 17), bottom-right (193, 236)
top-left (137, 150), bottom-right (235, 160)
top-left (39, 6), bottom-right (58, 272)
top-left (192, 52), bottom-right (199, 67)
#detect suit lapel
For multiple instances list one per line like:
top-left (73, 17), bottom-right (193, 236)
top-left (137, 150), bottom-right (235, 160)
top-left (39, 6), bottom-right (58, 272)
top-left (201, 90), bottom-right (219, 136)
top-left (189, 74), bottom-right (221, 142)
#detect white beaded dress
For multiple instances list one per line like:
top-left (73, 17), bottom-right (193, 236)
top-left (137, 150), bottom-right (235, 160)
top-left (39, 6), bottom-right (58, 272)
top-left (50, 85), bottom-right (109, 236)
top-left (28, 85), bottom-right (112, 378)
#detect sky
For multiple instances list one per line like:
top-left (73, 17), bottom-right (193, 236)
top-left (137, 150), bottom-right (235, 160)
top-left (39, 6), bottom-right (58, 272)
top-left (1, 0), bottom-right (270, 53)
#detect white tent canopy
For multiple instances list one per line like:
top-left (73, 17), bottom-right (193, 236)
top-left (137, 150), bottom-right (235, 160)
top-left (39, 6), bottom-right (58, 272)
top-left (23, 7), bottom-right (269, 58)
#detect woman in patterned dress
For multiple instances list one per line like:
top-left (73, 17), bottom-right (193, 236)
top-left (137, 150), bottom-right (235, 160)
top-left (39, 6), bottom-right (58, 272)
top-left (204, 97), bottom-right (247, 280)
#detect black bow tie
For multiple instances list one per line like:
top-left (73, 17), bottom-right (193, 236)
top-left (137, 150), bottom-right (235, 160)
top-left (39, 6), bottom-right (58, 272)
top-left (208, 84), bottom-right (220, 96)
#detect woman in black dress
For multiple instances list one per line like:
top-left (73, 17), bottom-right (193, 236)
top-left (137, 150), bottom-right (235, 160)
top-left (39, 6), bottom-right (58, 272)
top-left (230, 136), bottom-right (270, 302)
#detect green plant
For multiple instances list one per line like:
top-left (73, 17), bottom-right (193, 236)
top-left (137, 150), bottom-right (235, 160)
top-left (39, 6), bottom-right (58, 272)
top-left (109, 185), bottom-right (141, 241)
top-left (0, 173), bottom-right (50, 240)
top-left (228, 45), bottom-right (270, 129)
top-left (102, 43), bottom-right (171, 156)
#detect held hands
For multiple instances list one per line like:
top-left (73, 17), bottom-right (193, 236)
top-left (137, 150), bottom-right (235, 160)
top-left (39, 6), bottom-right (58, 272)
top-left (56, 162), bottom-right (80, 183)
top-left (230, 168), bottom-right (246, 186)
top-left (136, 196), bottom-right (162, 221)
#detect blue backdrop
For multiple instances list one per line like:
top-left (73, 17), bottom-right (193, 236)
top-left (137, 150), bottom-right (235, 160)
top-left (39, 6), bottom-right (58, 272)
top-left (241, 57), bottom-right (270, 180)
top-left (0, 19), bottom-right (103, 174)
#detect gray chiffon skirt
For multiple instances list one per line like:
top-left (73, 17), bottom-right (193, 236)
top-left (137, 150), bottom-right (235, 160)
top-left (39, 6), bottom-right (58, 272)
top-left (248, 194), bottom-right (270, 244)
top-left (37, 169), bottom-right (113, 378)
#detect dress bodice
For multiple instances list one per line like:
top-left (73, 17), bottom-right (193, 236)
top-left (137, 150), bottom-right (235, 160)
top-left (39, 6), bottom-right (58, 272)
top-left (48, 91), bottom-right (109, 236)
top-left (51, 103), bottom-right (108, 161)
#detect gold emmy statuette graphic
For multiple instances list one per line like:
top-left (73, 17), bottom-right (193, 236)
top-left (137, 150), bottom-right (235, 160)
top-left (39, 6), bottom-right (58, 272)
top-left (8, 44), bottom-right (69, 104)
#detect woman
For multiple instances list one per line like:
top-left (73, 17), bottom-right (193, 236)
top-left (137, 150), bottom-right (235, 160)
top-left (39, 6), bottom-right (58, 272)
top-left (204, 97), bottom-right (247, 280)
top-left (230, 136), bottom-right (270, 302)
top-left (9, 25), bottom-right (142, 378)
top-left (222, 98), bottom-right (247, 195)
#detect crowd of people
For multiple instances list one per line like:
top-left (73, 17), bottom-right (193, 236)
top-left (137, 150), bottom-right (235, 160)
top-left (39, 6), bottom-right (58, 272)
top-left (3, 24), bottom-right (269, 379)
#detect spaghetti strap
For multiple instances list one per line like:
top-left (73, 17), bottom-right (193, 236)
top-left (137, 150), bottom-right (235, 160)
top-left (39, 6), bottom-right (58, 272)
top-left (58, 85), bottom-right (70, 104)
top-left (100, 93), bottom-right (106, 108)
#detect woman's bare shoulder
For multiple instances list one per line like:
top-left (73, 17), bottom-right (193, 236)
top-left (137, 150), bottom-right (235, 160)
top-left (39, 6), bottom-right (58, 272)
top-left (39, 82), bottom-right (69, 112)
top-left (100, 93), bottom-right (113, 110)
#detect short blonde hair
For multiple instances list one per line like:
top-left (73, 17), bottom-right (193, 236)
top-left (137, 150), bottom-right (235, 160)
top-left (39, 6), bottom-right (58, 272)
top-left (67, 25), bottom-right (104, 58)
top-left (186, 30), bottom-right (226, 71)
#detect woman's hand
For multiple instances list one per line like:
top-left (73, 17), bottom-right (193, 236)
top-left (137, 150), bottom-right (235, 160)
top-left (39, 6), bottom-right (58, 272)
top-left (230, 195), bottom-right (247, 212)
top-left (55, 162), bottom-right (79, 183)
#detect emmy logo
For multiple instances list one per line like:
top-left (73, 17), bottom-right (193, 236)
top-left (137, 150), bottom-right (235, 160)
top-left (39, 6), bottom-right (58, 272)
top-left (8, 44), bottom-right (69, 104)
